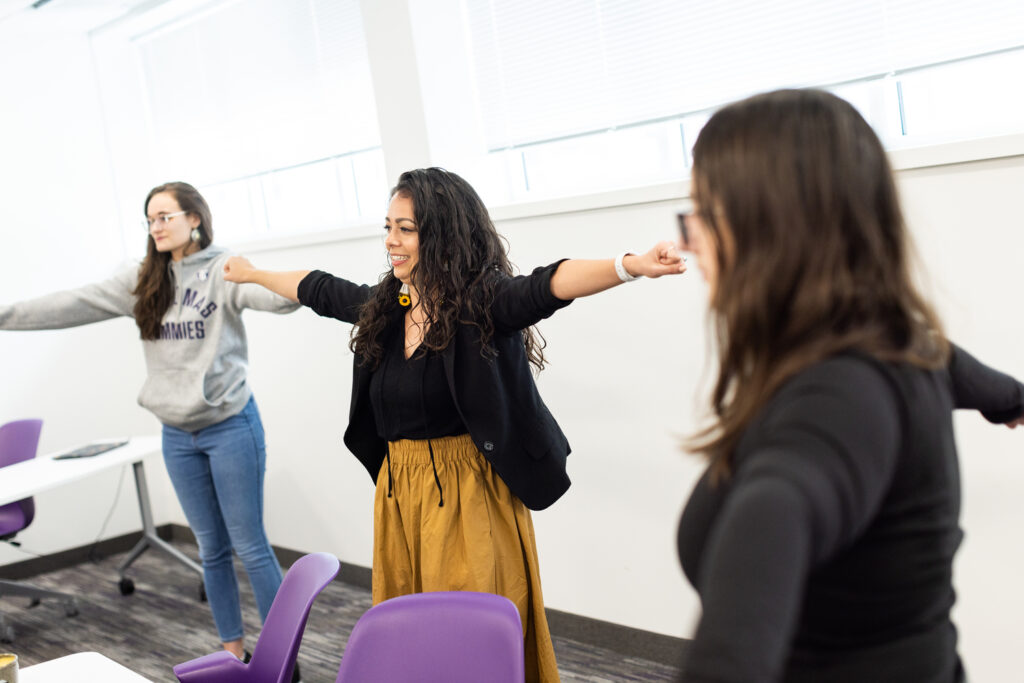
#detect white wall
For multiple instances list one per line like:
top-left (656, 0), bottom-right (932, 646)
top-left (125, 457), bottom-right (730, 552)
top-left (2, 9), bottom-right (1023, 683)
top-left (0, 13), bottom-right (174, 563)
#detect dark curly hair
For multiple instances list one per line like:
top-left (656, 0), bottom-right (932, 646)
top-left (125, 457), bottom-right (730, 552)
top-left (349, 168), bottom-right (546, 371)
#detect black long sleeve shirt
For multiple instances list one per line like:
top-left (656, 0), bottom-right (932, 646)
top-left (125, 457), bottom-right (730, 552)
top-left (678, 345), bottom-right (1023, 682)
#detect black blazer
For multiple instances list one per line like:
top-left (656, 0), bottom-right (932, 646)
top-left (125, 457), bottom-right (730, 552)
top-left (297, 261), bottom-right (574, 510)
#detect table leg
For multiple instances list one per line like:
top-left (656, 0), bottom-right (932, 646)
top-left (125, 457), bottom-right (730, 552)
top-left (115, 462), bottom-right (202, 592)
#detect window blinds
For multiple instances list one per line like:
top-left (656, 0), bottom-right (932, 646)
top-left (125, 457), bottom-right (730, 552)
top-left (465, 0), bottom-right (1024, 150)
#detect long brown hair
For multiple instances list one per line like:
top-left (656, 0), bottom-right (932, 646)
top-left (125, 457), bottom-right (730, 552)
top-left (350, 167), bottom-right (546, 370)
top-left (133, 182), bottom-right (213, 339)
top-left (690, 89), bottom-right (948, 478)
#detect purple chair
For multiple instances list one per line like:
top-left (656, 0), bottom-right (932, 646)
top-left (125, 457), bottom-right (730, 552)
top-left (173, 552), bottom-right (340, 683)
top-left (1, 419), bottom-right (79, 643)
top-left (334, 591), bottom-right (526, 683)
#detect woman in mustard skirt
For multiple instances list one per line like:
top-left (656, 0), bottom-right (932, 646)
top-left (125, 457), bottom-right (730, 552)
top-left (223, 167), bottom-right (686, 682)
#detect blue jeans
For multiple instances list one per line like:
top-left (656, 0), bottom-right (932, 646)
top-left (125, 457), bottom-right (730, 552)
top-left (162, 396), bottom-right (284, 642)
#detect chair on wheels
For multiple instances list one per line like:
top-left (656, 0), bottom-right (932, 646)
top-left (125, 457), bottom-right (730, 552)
top-left (0, 418), bottom-right (79, 643)
top-left (173, 551), bottom-right (340, 683)
top-left (334, 591), bottom-right (526, 683)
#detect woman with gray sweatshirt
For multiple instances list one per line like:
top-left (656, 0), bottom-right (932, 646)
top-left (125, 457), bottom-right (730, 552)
top-left (0, 182), bottom-right (298, 670)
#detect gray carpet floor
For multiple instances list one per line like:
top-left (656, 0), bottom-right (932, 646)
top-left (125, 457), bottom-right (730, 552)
top-left (1, 541), bottom-right (681, 682)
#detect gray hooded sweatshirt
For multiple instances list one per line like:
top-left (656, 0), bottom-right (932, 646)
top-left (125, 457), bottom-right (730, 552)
top-left (0, 245), bottom-right (299, 432)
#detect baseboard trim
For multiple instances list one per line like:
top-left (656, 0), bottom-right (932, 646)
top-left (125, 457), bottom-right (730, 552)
top-left (0, 526), bottom-right (174, 580)
top-left (3, 522), bottom-right (688, 668)
top-left (161, 524), bottom-right (378, 590)
top-left (545, 607), bottom-right (687, 668)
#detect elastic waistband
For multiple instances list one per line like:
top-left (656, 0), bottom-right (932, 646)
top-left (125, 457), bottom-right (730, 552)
top-left (386, 434), bottom-right (478, 465)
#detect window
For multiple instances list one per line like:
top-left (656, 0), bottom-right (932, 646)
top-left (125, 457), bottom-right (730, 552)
top-left (411, 0), bottom-right (1024, 204)
top-left (92, 0), bottom-right (385, 247)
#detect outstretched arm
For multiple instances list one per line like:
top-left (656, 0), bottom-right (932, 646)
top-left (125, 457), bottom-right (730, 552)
top-left (0, 263), bottom-right (137, 330)
top-left (223, 256), bottom-right (309, 303)
top-left (948, 343), bottom-right (1024, 427)
top-left (548, 241), bottom-right (686, 300)
top-left (224, 256), bottom-right (371, 323)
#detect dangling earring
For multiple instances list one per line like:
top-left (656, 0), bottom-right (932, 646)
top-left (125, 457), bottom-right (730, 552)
top-left (190, 227), bottom-right (201, 242)
top-left (398, 282), bottom-right (411, 307)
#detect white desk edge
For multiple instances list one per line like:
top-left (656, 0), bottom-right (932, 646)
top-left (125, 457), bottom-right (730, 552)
top-left (20, 651), bottom-right (154, 682)
top-left (0, 436), bottom-right (161, 506)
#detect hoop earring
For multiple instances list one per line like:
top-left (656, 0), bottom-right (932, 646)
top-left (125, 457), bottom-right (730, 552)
top-left (190, 227), bottom-right (201, 242)
top-left (398, 283), bottom-right (411, 307)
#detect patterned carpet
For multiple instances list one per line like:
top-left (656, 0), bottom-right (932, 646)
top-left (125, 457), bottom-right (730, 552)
top-left (1, 541), bottom-right (682, 682)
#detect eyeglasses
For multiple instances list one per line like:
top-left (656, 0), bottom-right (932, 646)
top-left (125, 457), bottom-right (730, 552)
top-left (676, 211), bottom-right (691, 249)
top-left (143, 211), bottom-right (187, 232)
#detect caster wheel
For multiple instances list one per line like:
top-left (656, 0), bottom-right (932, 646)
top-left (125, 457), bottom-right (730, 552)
top-left (198, 582), bottom-right (207, 603)
top-left (64, 599), bottom-right (79, 617)
top-left (1, 625), bottom-right (14, 643)
top-left (118, 577), bottom-right (135, 596)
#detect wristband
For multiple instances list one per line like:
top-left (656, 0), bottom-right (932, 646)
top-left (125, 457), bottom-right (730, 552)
top-left (614, 251), bottom-right (640, 283)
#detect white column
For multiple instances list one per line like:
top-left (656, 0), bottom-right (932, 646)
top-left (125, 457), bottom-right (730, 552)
top-left (358, 0), bottom-right (432, 185)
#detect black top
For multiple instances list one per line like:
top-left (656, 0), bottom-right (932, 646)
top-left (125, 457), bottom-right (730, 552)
top-left (297, 261), bottom-right (574, 510)
top-left (677, 345), bottom-right (1024, 683)
top-left (370, 333), bottom-right (465, 441)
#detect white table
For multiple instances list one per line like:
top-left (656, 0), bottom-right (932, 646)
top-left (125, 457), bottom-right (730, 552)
top-left (0, 436), bottom-right (201, 601)
top-left (1, 436), bottom-right (161, 506)
top-left (20, 652), bottom-right (153, 682)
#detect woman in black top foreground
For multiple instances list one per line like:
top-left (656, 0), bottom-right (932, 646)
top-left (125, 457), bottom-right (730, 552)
top-left (223, 167), bottom-right (686, 682)
top-left (675, 89), bottom-right (1023, 682)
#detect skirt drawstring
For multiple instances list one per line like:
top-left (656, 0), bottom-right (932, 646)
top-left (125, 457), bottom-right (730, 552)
top-left (386, 446), bottom-right (394, 498)
top-left (386, 440), bottom-right (443, 506)
top-left (427, 439), bottom-right (444, 507)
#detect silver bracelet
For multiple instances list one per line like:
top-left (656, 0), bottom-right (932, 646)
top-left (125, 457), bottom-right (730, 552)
top-left (614, 251), bottom-right (640, 283)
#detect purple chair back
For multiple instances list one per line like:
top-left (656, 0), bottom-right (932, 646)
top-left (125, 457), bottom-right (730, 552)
top-left (248, 552), bottom-right (339, 681)
top-left (174, 552), bottom-right (340, 683)
top-left (0, 419), bottom-right (43, 538)
top-left (335, 591), bottom-right (526, 683)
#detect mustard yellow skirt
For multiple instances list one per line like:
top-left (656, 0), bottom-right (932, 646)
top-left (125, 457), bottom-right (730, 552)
top-left (372, 433), bottom-right (560, 683)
